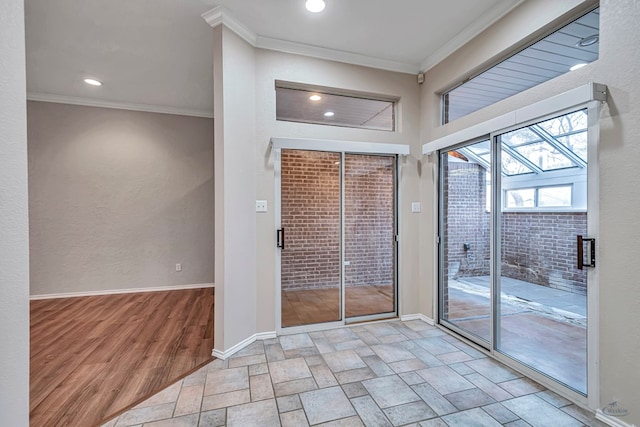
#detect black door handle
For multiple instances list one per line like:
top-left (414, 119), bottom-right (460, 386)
top-left (277, 228), bottom-right (285, 250)
top-left (577, 235), bottom-right (595, 269)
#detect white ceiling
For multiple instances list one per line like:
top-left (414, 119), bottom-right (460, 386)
top-left (25, 0), bottom-right (520, 117)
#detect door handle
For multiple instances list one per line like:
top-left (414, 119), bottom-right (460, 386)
top-left (277, 228), bottom-right (285, 250)
top-left (577, 235), bottom-right (595, 269)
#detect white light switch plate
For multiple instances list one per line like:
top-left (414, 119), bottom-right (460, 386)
top-left (411, 202), bottom-right (421, 213)
top-left (256, 200), bottom-right (268, 213)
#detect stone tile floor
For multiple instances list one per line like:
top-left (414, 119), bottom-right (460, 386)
top-left (101, 320), bottom-right (605, 427)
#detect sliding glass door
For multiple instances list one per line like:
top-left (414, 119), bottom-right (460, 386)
top-left (439, 108), bottom-right (592, 396)
top-left (278, 149), bottom-right (397, 329)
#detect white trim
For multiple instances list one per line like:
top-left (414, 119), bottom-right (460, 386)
top-left (201, 5), bottom-right (257, 46)
top-left (202, 3), bottom-right (524, 76)
top-left (271, 137), bottom-right (410, 155)
top-left (596, 410), bottom-right (636, 427)
top-left (212, 331), bottom-right (277, 360)
top-left (419, 0), bottom-right (526, 72)
top-left (422, 83), bottom-right (607, 155)
top-left (27, 92), bottom-right (213, 119)
top-left (29, 283), bottom-right (214, 300)
top-left (257, 36), bottom-right (417, 75)
top-left (399, 313), bottom-right (435, 325)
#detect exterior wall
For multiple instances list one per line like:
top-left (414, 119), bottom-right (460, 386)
top-left (443, 160), bottom-right (491, 280)
top-left (281, 150), bottom-right (341, 290)
top-left (0, 0), bottom-right (30, 423)
top-left (280, 152), bottom-right (395, 291)
top-left (27, 101), bottom-right (214, 296)
top-left (502, 212), bottom-right (587, 294)
top-left (421, 0), bottom-right (640, 418)
top-left (344, 154), bottom-right (395, 288)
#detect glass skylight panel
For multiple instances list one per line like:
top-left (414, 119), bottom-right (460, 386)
top-left (501, 151), bottom-right (533, 176)
top-left (512, 141), bottom-right (576, 171)
top-left (557, 134), bottom-right (587, 162)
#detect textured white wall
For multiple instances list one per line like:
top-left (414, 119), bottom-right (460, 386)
top-left (212, 26), bottom-right (258, 351)
top-left (254, 50), bottom-right (422, 332)
top-left (27, 102), bottom-right (214, 296)
top-left (421, 0), bottom-right (640, 420)
top-left (0, 0), bottom-right (30, 423)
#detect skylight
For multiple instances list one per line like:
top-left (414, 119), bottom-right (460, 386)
top-left (458, 109), bottom-right (588, 177)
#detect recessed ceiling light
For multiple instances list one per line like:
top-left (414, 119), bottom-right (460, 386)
top-left (309, 94), bottom-right (322, 101)
top-left (576, 34), bottom-right (599, 47)
top-left (570, 63), bottom-right (587, 71)
top-left (324, 111), bottom-right (334, 117)
top-left (84, 78), bottom-right (102, 86)
top-left (305, 0), bottom-right (325, 13)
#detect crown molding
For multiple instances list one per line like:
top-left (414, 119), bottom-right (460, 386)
top-left (27, 92), bottom-right (213, 118)
top-left (201, 6), bottom-right (417, 75)
top-left (201, 5), bottom-right (257, 46)
top-left (256, 36), bottom-right (417, 75)
top-left (419, 0), bottom-right (526, 72)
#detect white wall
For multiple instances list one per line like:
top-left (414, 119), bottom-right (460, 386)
top-left (212, 25), bottom-right (258, 352)
top-left (254, 50), bottom-right (423, 332)
top-left (0, 0), bottom-right (30, 423)
top-left (420, 0), bottom-right (640, 421)
top-left (27, 102), bottom-right (214, 296)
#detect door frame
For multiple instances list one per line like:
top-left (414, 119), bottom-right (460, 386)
top-left (272, 137), bottom-right (409, 335)
top-left (425, 84), bottom-right (606, 410)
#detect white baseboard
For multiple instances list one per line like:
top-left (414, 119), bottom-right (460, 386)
top-left (596, 409), bottom-right (636, 427)
top-left (400, 313), bottom-right (435, 325)
top-left (30, 283), bottom-right (215, 300)
top-left (212, 331), bottom-right (277, 360)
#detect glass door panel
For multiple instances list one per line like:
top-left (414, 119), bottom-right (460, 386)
top-left (344, 154), bottom-right (396, 319)
top-left (439, 140), bottom-right (492, 343)
top-left (496, 110), bottom-right (589, 394)
top-left (280, 149), bottom-right (342, 327)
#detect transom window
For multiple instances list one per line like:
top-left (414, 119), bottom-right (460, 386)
top-left (442, 7), bottom-right (599, 124)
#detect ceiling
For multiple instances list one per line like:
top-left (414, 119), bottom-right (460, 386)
top-left (25, 0), bottom-right (521, 117)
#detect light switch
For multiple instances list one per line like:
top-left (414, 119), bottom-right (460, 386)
top-left (256, 200), bottom-right (268, 213)
top-left (411, 202), bottom-right (421, 213)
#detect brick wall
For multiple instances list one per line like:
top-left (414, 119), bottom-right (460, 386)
top-left (281, 151), bottom-right (395, 291)
top-left (502, 212), bottom-right (587, 294)
top-left (442, 156), bottom-right (587, 296)
top-left (281, 150), bottom-right (341, 290)
top-left (442, 160), bottom-right (492, 281)
top-left (344, 154), bottom-right (395, 288)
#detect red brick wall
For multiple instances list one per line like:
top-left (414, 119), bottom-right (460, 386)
top-left (344, 154), bottom-right (395, 288)
top-left (280, 151), bottom-right (395, 291)
top-left (281, 150), bottom-right (341, 290)
top-left (502, 212), bottom-right (587, 294)
top-left (442, 157), bottom-right (587, 296)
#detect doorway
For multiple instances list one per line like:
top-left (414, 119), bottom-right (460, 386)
top-left (439, 108), bottom-right (594, 397)
top-left (276, 148), bottom-right (398, 330)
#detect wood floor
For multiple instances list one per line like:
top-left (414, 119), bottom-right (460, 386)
top-left (282, 285), bottom-right (394, 327)
top-left (30, 288), bottom-right (214, 427)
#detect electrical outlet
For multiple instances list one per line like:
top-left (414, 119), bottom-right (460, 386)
top-left (411, 202), bottom-right (421, 213)
top-left (256, 200), bottom-right (268, 213)
top-left (176, 263), bottom-right (182, 272)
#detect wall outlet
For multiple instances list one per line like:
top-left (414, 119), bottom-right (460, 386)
top-left (411, 202), bottom-right (421, 213)
top-left (256, 200), bottom-right (268, 213)
top-left (176, 263), bottom-right (182, 272)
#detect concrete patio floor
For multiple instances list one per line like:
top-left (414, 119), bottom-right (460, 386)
top-left (444, 276), bottom-right (587, 394)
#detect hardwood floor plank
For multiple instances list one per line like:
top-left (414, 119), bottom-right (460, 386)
top-left (30, 288), bottom-right (214, 426)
